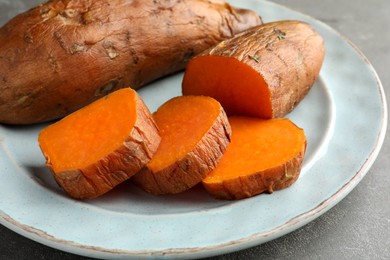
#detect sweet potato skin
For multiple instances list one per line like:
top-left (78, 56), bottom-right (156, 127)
top-left (183, 20), bottom-right (325, 118)
top-left (0, 0), bottom-right (262, 125)
top-left (43, 91), bottom-right (161, 200)
top-left (132, 106), bottom-right (231, 195)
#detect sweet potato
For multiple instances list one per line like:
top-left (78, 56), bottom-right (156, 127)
top-left (182, 20), bottom-right (325, 118)
top-left (0, 0), bottom-right (262, 125)
top-left (38, 88), bottom-right (160, 200)
top-left (133, 96), bottom-right (231, 195)
top-left (202, 116), bottom-right (306, 200)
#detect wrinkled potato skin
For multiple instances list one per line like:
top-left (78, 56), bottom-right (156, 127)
top-left (0, 0), bottom-right (261, 124)
top-left (195, 20), bottom-right (325, 118)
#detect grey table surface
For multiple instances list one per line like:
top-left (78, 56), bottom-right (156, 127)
top-left (1, 0), bottom-right (389, 259)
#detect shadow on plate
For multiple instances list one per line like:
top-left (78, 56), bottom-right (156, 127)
top-left (24, 165), bottom-right (233, 215)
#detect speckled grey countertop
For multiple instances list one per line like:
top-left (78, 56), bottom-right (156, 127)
top-left (1, 0), bottom-right (389, 259)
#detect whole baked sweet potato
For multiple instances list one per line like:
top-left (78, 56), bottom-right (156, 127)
top-left (0, 0), bottom-right (261, 125)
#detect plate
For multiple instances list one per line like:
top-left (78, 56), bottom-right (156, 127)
top-left (0, 0), bottom-right (387, 259)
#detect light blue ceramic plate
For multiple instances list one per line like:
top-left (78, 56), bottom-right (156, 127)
top-left (0, 0), bottom-right (387, 259)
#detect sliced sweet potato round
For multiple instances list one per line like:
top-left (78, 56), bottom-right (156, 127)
top-left (132, 95), bottom-right (231, 195)
top-left (182, 20), bottom-right (325, 118)
top-left (38, 88), bottom-right (160, 199)
top-left (202, 116), bottom-right (307, 200)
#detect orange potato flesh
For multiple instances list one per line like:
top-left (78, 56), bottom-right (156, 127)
top-left (39, 88), bottom-right (137, 173)
top-left (182, 56), bottom-right (272, 118)
top-left (148, 96), bottom-right (223, 172)
top-left (203, 116), bottom-right (306, 200)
